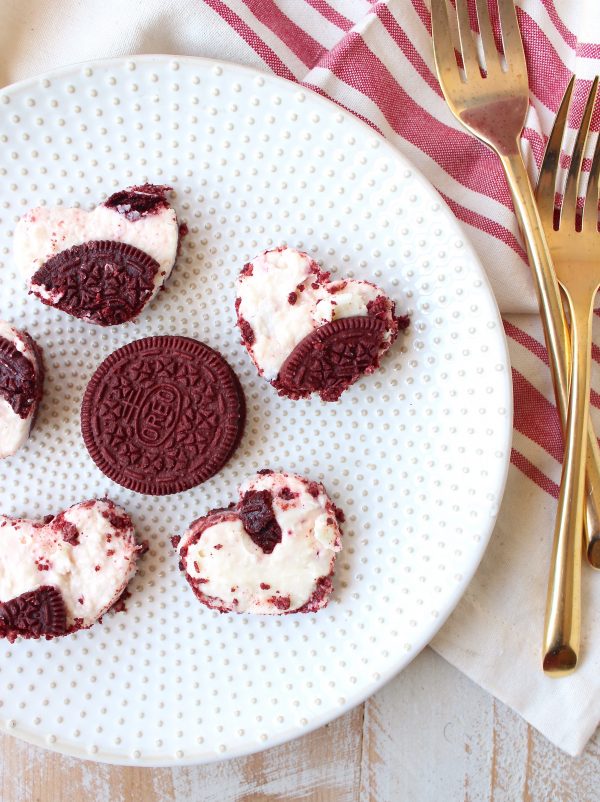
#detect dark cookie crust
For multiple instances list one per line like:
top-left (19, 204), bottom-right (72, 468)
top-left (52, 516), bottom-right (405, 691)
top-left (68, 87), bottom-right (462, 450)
top-left (81, 336), bottom-right (246, 495)
top-left (31, 240), bottom-right (160, 326)
top-left (104, 183), bottom-right (172, 222)
top-left (0, 333), bottom-right (42, 418)
top-left (276, 315), bottom-right (389, 402)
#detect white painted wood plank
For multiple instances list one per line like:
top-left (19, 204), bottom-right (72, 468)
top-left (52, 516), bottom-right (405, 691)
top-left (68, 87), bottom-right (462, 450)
top-left (361, 647), bottom-right (497, 801)
top-left (360, 647), bottom-right (600, 802)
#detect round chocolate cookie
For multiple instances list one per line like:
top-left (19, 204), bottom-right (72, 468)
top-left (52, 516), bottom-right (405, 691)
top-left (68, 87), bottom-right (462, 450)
top-left (81, 336), bottom-right (246, 495)
top-left (277, 316), bottom-right (388, 402)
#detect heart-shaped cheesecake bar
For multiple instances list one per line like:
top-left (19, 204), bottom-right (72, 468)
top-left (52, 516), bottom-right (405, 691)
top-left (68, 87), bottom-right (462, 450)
top-left (13, 184), bottom-right (179, 326)
top-left (0, 498), bottom-right (144, 641)
top-left (174, 470), bottom-right (343, 614)
top-left (235, 246), bottom-right (409, 401)
top-left (0, 320), bottom-right (44, 459)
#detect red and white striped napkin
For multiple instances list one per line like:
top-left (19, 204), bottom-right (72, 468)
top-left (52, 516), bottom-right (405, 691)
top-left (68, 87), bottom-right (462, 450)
top-left (3, 0), bottom-right (600, 756)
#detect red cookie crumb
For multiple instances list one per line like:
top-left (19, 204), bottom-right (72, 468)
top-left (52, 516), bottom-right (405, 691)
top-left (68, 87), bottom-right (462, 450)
top-left (104, 183), bottom-right (172, 221)
top-left (0, 334), bottom-right (39, 419)
top-left (238, 317), bottom-right (255, 346)
top-left (239, 490), bottom-right (282, 554)
top-left (268, 595), bottom-right (291, 611)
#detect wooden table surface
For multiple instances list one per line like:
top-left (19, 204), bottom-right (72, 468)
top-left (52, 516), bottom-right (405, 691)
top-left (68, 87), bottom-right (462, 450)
top-left (1, 647), bottom-right (598, 802)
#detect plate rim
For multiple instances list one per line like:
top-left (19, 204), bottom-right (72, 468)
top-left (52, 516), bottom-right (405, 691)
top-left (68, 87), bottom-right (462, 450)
top-left (0, 52), bottom-right (513, 766)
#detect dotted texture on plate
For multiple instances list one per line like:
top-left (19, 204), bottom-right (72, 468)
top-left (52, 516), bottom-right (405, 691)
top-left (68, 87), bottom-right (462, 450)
top-left (0, 56), bottom-right (512, 766)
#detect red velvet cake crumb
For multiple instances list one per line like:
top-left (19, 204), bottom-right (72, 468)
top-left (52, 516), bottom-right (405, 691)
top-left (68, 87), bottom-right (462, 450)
top-left (307, 482), bottom-right (320, 498)
top-left (111, 588), bottom-right (131, 614)
top-left (268, 595), bottom-right (291, 611)
top-left (0, 334), bottom-right (38, 418)
top-left (105, 510), bottom-right (132, 532)
top-left (103, 183), bottom-right (172, 221)
top-left (366, 295), bottom-right (391, 320)
top-left (239, 490), bottom-right (282, 554)
top-left (57, 519), bottom-right (80, 546)
top-left (238, 317), bottom-right (255, 346)
top-left (295, 575), bottom-right (333, 613)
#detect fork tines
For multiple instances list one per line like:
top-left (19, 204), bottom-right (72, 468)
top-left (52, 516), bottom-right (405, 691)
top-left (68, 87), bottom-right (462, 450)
top-left (538, 76), bottom-right (600, 233)
top-left (431, 0), bottom-right (526, 81)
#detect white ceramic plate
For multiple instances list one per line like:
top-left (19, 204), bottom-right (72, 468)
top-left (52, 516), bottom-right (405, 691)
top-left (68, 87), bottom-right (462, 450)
top-left (0, 56), bottom-right (512, 766)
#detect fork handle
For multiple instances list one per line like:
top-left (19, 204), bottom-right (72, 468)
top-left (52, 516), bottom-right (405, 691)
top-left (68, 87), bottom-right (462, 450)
top-left (542, 288), bottom-right (593, 674)
top-left (500, 148), bottom-right (600, 568)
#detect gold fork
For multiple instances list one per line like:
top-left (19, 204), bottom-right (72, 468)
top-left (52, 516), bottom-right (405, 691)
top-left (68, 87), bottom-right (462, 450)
top-left (537, 76), bottom-right (600, 675)
top-left (431, 0), bottom-right (600, 567)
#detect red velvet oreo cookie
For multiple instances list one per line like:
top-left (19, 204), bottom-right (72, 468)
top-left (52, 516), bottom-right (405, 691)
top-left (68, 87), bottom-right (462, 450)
top-left (0, 586), bottom-right (67, 640)
top-left (81, 336), bottom-right (246, 495)
top-left (31, 240), bottom-right (160, 326)
top-left (277, 316), bottom-right (388, 402)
